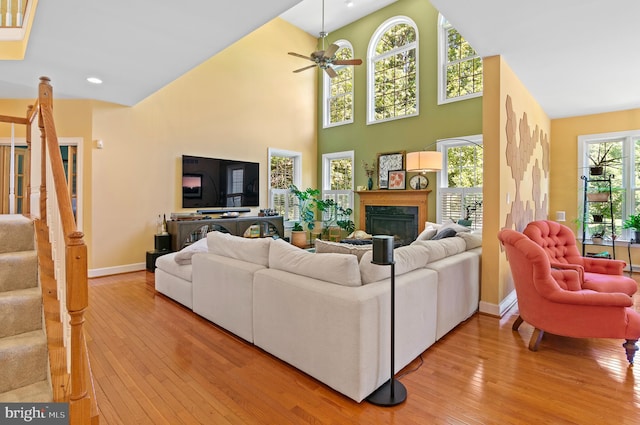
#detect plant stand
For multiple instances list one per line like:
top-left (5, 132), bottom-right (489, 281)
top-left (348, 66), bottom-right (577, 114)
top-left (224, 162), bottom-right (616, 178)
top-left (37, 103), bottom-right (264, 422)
top-left (581, 175), bottom-right (616, 258)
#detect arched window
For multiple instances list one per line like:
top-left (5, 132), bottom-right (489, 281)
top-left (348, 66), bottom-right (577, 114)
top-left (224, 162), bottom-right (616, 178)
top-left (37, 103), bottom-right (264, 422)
top-left (367, 16), bottom-right (418, 124)
top-left (323, 40), bottom-right (356, 128)
top-left (438, 14), bottom-right (483, 104)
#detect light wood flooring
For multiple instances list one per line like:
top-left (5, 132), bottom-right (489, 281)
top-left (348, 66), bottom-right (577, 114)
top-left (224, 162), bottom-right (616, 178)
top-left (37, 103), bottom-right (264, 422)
top-left (85, 271), bottom-right (640, 424)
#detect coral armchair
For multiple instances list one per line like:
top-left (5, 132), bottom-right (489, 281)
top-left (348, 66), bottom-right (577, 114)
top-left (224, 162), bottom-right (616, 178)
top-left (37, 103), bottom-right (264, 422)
top-left (523, 220), bottom-right (637, 296)
top-left (498, 228), bottom-right (640, 365)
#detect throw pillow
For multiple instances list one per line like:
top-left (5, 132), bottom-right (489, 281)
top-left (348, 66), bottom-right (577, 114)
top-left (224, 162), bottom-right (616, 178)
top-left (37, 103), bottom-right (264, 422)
top-left (269, 239), bottom-right (362, 287)
top-left (431, 228), bottom-right (457, 240)
top-left (314, 239), bottom-right (373, 261)
top-left (440, 219), bottom-right (472, 233)
top-left (174, 237), bottom-right (208, 265)
top-left (416, 226), bottom-right (438, 241)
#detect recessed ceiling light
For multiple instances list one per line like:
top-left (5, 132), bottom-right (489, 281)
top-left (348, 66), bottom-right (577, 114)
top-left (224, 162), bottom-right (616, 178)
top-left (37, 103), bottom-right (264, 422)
top-left (87, 77), bottom-right (103, 84)
top-left (346, 0), bottom-right (354, 7)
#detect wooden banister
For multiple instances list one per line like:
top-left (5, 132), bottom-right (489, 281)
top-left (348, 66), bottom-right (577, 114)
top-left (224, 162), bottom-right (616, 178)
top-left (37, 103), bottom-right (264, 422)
top-left (32, 77), bottom-right (98, 424)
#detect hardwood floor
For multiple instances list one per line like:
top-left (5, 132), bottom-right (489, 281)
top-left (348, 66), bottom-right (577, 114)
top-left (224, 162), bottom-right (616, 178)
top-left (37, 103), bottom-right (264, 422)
top-left (85, 271), bottom-right (640, 425)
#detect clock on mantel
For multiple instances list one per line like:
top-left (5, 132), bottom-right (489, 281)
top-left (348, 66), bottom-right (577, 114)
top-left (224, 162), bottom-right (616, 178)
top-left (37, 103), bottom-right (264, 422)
top-left (409, 174), bottom-right (429, 190)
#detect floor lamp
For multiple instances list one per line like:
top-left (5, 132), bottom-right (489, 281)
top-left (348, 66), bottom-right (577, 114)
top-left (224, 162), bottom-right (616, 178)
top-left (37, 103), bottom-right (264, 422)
top-left (366, 235), bottom-right (407, 406)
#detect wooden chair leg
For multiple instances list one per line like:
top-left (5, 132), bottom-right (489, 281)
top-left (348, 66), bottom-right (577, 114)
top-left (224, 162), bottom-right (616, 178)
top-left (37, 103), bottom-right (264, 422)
top-left (528, 328), bottom-right (544, 352)
top-left (512, 315), bottom-right (524, 331)
top-left (623, 339), bottom-right (638, 366)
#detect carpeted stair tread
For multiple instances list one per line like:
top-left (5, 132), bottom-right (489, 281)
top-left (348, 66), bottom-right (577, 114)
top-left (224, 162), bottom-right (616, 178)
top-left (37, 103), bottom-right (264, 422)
top-left (0, 379), bottom-right (52, 403)
top-left (0, 214), bottom-right (34, 254)
top-left (0, 250), bottom-right (38, 292)
top-left (0, 330), bottom-right (48, 394)
top-left (0, 287), bottom-right (43, 339)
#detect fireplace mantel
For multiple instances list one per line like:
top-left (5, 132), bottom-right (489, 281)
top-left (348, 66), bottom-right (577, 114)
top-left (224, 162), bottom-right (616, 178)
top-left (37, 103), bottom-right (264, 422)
top-left (356, 190), bottom-right (431, 233)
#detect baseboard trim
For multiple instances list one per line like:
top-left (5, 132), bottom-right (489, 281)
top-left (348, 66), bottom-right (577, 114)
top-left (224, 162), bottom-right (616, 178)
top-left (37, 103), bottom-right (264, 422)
top-left (479, 289), bottom-right (517, 318)
top-left (89, 262), bottom-right (145, 278)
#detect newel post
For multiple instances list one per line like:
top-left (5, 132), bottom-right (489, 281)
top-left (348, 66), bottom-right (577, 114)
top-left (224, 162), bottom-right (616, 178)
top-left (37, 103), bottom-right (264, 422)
top-left (66, 230), bottom-right (90, 421)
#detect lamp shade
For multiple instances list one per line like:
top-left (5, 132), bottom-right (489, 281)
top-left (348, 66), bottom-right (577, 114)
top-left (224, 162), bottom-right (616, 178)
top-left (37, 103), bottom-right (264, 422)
top-left (406, 151), bottom-right (442, 172)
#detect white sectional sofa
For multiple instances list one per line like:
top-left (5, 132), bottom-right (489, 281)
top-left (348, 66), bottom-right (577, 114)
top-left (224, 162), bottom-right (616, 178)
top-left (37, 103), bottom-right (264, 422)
top-left (154, 229), bottom-right (481, 402)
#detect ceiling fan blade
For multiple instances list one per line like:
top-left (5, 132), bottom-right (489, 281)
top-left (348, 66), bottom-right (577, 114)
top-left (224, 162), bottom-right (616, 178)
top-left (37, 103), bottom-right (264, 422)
top-left (293, 64), bottom-right (317, 73)
top-left (324, 66), bottom-right (338, 79)
top-left (288, 52), bottom-right (312, 61)
top-left (324, 43), bottom-right (339, 58)
top-left (311, 50), bottom-right (325, 59)
top-left (333, 59), bottom-right (363, 66)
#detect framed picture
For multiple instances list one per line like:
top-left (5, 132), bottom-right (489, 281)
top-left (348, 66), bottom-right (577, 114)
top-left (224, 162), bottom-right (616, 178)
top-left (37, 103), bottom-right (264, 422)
top-left (377, 151), bottom-right (405, 189)
top-left (388, 170), bottom-right (406, 190)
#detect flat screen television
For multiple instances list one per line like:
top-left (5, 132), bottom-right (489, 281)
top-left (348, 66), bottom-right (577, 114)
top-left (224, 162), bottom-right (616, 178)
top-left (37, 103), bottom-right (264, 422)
top-left (182, 155), bottom-right (259, 209)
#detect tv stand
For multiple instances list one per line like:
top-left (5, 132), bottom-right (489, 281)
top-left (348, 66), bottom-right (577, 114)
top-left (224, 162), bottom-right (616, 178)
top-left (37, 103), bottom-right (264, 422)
top-left (167, 215), bottom-right (284, 251)
top-left (196, 208), bottom-right (251, 214)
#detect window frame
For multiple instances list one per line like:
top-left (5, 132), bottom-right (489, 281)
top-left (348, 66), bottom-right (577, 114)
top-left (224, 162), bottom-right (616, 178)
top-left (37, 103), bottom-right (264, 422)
top-left (366, 16), bottom-right (419, 125)
top-left (436, 135), bottom-right (483, 228)
top-left (323, 40), bottom-right (355, 129)
top-left (437, 13), bottom-right (483, 105)
top-left (268, 148), bottom-right (302, 226)
top-left (577, 130), bottom-right (640, 240)
top-left (321, 150), bottom-right (354, 218)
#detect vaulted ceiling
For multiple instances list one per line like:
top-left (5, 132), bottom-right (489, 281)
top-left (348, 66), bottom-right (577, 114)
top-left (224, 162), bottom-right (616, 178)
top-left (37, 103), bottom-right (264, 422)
top-left (1, 0), bottom-right (638, 119)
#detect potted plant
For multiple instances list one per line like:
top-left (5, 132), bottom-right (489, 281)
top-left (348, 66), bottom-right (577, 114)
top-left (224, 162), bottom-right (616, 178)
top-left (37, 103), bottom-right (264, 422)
top-left (623, 213), bottom-right (640, 242)
top-left (591, 227), bottom-right (605, 244)
top-left (588, 144), bottom-right (619, 176)
top-left (289, 184), bottom-right (320, 246)
top-left (316, 198), bottom-right (355, 240)
top-left (290, 221), bottom-right (307, 248)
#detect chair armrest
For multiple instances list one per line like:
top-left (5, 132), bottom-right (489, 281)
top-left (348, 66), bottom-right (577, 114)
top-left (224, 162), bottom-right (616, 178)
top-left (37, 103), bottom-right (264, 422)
top-left (582, 257), bottom-right (626, 275)
top-left (550, 262), bottom-right (584, 283)
top-left (550, 269), bottom-right (582, 291)
top-left (545, 288), bottom-right (633, 307)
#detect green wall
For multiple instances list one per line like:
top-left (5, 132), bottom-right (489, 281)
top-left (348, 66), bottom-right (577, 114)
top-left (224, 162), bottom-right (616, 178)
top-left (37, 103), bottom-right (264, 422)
top-left (317, 0), bottom-right (482, 226)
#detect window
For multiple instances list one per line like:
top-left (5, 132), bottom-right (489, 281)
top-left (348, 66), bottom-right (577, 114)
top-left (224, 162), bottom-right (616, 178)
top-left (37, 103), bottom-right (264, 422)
top-left (322, 151), bottom-right (354, 220)
top-left (436, 136), bottom-right (483, 229)
top-left (578, 130), bottom-right (640, 239)
top-left (367, 16), bottom-right (418, 124)
top-left (323, 41), bottom-right (355, 128)
top-left (438, 14), bottom-right (482, 104)
top-left (268, 148), bottom-right (301, 223)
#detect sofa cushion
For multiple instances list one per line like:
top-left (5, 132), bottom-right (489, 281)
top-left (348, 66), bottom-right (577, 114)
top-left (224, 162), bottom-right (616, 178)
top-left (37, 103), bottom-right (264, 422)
top-left (457, 232), bottom-right (482, 250)
top-left (174, 237), bottom-right (208, 265)
top-left (207, 231), bottom-right (271, 267)
top-left (359, 244), bottom-right (430, 284)
top-left (156, 252), bottom-right (193, 281)
top-left (314, 239), bottom-right (373, 261)
top-left (269, 239), bottom-right (362, 287)
top-left (410, 237), bottom-right (467, 263)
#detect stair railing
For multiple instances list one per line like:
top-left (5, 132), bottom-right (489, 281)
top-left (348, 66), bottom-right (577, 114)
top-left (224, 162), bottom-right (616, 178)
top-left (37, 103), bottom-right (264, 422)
top-left (31, 77), bottom-right (97, 425)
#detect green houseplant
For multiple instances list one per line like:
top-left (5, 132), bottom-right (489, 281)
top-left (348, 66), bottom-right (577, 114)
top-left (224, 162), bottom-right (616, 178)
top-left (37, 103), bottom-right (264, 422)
top-left (316, 198), bottom-right (355, 239)
top-left (623, 213), bottom-right (640, 242)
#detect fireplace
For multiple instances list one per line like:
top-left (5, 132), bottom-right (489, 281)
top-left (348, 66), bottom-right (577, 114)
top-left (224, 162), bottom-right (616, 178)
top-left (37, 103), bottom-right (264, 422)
top-left (356, 190), bottom-right (431, 240)
top-left (366, 206), bottom-right (418, 246)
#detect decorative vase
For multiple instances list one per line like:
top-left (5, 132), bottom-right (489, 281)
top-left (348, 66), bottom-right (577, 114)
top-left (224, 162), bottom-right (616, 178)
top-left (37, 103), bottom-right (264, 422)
top-left (367, 177), bottom-right (373, 190)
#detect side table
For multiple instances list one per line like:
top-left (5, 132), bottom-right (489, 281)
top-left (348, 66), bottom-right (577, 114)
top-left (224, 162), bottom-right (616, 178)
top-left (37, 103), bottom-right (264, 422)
top-left (146, 250), bottom-right (172, 272)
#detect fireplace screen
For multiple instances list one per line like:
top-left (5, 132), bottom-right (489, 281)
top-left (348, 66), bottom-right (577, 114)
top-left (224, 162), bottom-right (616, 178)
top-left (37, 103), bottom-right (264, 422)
top-left (365, 206), bottom-right (419, 246)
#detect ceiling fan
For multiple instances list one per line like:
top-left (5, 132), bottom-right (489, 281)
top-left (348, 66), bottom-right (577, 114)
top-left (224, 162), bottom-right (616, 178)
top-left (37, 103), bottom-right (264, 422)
top-left (288, 0), bottom-right (363, 78)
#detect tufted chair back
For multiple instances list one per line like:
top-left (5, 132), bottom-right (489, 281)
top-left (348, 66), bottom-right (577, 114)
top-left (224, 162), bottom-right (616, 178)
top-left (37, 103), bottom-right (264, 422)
top-left (523, 220), bottom-right (584, 266)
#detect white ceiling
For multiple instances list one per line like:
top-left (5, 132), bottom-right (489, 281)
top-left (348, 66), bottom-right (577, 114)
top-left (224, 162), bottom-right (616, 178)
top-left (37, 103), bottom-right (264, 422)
top-left (1, 0), bottom-right (638, 119)
top-left (430, 0), bottom-right (640, 118)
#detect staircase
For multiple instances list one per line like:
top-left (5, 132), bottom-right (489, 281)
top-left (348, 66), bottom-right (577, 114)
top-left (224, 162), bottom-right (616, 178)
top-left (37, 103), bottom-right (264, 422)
top-left (0, 214), bottom-right (52, 402)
